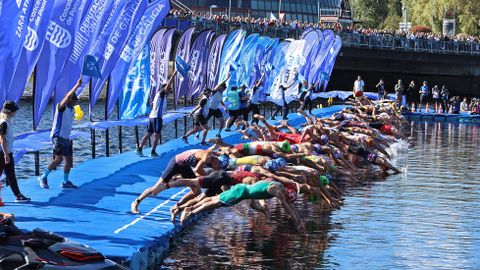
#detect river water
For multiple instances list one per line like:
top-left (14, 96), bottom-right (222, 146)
top-left (161, 121), bottom-right (480, 269)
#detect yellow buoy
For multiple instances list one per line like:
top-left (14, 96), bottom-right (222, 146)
top-left (74, 105), bottom-right (84, 121)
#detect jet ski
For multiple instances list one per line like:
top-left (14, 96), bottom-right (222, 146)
top-left (0, 216), bottom-right (126, 269)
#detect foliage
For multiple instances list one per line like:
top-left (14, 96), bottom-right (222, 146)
top-left (351, 0), bottom-right (480, 35)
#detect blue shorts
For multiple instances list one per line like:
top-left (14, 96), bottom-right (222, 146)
top-left (147, 118), bottom-right (163, 134)
top-left (53, 137), bottom-right (73, 157)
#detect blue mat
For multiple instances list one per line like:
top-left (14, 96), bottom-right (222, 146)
top-left (1, 105), bottom-right (345, 269)
top-left (403, 111), bottom-right (480, 122)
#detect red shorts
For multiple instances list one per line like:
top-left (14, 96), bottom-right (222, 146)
top-left (275, 132), bottom-right (302, 144)
top-left (380, 125), bottom-right (394, 135)
top-left (355, 90), bottom-right (363, 97)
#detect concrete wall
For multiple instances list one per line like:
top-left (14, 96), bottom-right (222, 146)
top-left (328, 47), bottom-right (480, 97)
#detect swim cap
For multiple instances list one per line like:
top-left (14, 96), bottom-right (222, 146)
top-left (333, 150), bottom-right (342, 159)
top-left (308, 194), bottom-right (319, 203)
top-left (217, 155), bottom-right (230, 169)
top-left (280, 141), bottom-right (291, 152)
top-left (320, 134), bottom-right (329, 145)
top-left (275, 157), bottom-right (287, 168)
top-left (264, 160), bottom-right (278, 172)
top-left (286, 188), bottom-right (298, 203)
top-left (365, 137), bottom-right (374, 146)
top-left (334, 113), bottom-right (344, 120)
top-left (319, 175), bottom-right (330, 187)
top-left (313, 143), bottom-right (322, 154)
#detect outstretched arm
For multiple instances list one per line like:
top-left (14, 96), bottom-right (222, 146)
top-left (164, 71), bottom-right (177, 94)
top-left (59, 77), bottom-right (82, 110)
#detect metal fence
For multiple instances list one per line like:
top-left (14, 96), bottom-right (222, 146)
top-left (165, 18), bottom-right (480, 56)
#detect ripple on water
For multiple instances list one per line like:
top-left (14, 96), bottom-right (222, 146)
top-left (161, 121), bottom-right (480, 270)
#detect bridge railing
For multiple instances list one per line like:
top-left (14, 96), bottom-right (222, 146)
top-left (165, 18), bottom-right (480, 55)
top-left (338, 32), bottom-right (480, 55)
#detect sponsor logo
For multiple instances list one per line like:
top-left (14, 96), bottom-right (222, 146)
top-left (24, 26), bottom-right (39, 51)
top-left (104, 43), bottom-right (114, 60)
top-left (16, 0), bottom-right (22, 8)
top-left (46, 21), bottom-right (71, 48)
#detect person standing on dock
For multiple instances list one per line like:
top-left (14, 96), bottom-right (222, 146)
top-left (376, 79), bottom-right (386, 100)
top-left (406, 81), bottom-right (416, 111)
top-left (0, 101), bottom-right (30, 203)
top-left (182, 89), bottom-right (212, 145)
top-left (419, 81), bottom-right (430, 112)
top-left (205, 75), bottom-right (230, 138)
top-left (38, 78), bottom-right (81, 189)
top-left (441, 86), bottom-right (450, 113)
top-left (136, 72), bottom-right (176, 157)
top-left (394, 79), bottom-right (404, 107)
top-left (353, 75), bottom-right (365, 98)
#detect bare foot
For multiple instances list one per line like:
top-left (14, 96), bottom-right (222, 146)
top-left (131, 199), bottom-right (140, 214)
top-left (180, 207), bottom-right (192, 225)
top-left (170, 205), bottom-right (179, 222)
top-left (253, 114), bottom-right (265, 121)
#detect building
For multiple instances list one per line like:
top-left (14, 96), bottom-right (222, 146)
top-left (173, 0), bottom-right (353, 25)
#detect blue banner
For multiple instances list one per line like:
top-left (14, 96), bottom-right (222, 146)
top-left (266, 40), bottom-right (290, 105)
top-left (308, 30), bottom-right (334, 85)
top-left (107, 0), bottom-right (170, 118)
top-left (34, 0), bottom-right (91, 128)
top-left (299, 30), bottom-right (320, 78)
top-left (8, 0), bottom-right (55, 103)
top-left (118, 44), bottom-right (150, 119)
top-left (54, 0), bottom-right (114, 106)
top-left (82, 55), bottom-right (102, 78)
top-left (188, 30), bottom-right (214, 98)
top-left (256, 37), bottom-right (279, 99)
top-left (173, 26), bottom-right (195, 105)
top-left (236, 33), bottom-right (260, 88)
top-left (90, 0), bottom-right (147, 113)
top-left (218, 29), bottom-right (246, 87)
top-left (150, 28), bottom-right (174, 95)
top-left (175, 56), bottom-right (190, 77)
top-left (206, 33), bottom-right (226, 90)
top-left (0, 0), bottom-right (35, 104)
top-left (322, 35), bottom-right (342, 91)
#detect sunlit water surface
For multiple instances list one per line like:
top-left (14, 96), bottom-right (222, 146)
top-left (161, 121), bottom-right (480, 270)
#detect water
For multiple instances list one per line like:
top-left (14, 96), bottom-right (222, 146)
top-left (161, 121), bottom-right (480, 270)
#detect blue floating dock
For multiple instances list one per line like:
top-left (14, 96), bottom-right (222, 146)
top-left (2, 106), bottom-right (345, 269)
top-left (403, 111), bottom-right (480, 122)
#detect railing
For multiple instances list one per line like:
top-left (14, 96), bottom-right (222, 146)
top-left (165, 18), bottom-right (480, 56)
top-left (340, 32), bottom-right (480, 55)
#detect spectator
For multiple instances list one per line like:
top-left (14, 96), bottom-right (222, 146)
top-left (376, 79), bottom-right (386, 100)
top-left (460, 97), bottom-right (469, 112)
top-left (405, 80), bottom-right (416, 110)
top-left (441, 86), bottom-right (450, 113)
top-left (353, 76), bottom-right (364, 98)
top-left (419, 81), bottom-right (430, 112)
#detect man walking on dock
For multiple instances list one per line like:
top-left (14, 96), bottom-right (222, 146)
top-left (136, 72), bottom-right (176, 157)
top-left (38, 77), bottom-right (82, 189)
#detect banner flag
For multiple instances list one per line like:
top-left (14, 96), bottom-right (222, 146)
top-left (8, 0), bottom-right (56, 103)
top-left (236, 33), bottom-right (260, 88)
top-left (308, 30), bottom-right (334, 84)
top-left (148, 27), bottom-right (169, 103)
top-left (322, 35), bottom-right (342, 91)
top-left (89, 0), bottom-right (148, 112)
top-left (266, 40), bottom-right (290, 106)
top-left (218, 29), bottom-right (246, 87)
top-left (0, 0), bottom-right (35, 104)
top-left (206, 33), bottom-right (227, 90)
top-left (34, 0), bottom-right (91, 128)
top-left (82, 55), bottom-right (102, 78)
top-left (107, 0), bottom-right (170, 118)
top-left (118, 44), bottom-right (150, 119)
top-left (282, 40), bottom-right (306, 102)
top-left (90, 0), bottom-right (148, 112)
top-left (173, 26), bottom-right (195, 105)
top-left (53, 0), bottom-right (114, 106)
top-left (256, 37), bottom-right (279, 99)
top-left (299, 30), bottom-right (319, 77)
top-left (187, 30), bottom-right (214, 98)
top-left (175, 56), bottom-right (190, 77)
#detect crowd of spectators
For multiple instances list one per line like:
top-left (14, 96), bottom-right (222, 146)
top-left (167, 9), bottom-right (480, 46)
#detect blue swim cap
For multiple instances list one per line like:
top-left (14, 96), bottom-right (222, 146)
top-left (333, 150), bottom-right (342, 159)
top-left (217, 155), bottom-right (230, 170)
top-left (313, 143), bottom-right (322, 154)
top-left (264, 160), bottom-right (278, 172)
top-left (275, 157), bottom-right (287, 168)
top-left (320, 134), bottom-right (329, 145)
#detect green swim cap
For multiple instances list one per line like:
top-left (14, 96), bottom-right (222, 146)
top-left (319, 175), bottom-right (330, 187)
top-left (308, 194), bottom-right (319, 203)
top-left (280, 140), bottom-right (291, 152)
